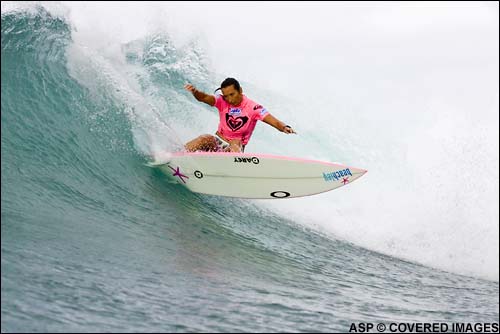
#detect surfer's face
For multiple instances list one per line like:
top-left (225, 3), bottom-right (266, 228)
top-left (221, 85), bottom-right (243, 106)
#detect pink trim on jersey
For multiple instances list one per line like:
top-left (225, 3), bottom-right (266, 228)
top-left (214, 94), bottom-right (269, 146)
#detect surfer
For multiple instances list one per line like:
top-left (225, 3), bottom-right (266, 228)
top-left (184, 78), bottom-right (296, 153)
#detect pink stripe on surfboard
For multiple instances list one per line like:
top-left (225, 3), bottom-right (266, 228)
top-left (170, 151), bottom-right (368, 174)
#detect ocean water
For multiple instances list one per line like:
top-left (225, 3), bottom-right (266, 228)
top-left (1, 2), bottom-right (498, 332)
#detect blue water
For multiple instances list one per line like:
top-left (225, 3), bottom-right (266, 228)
top-left (2, 4), bottom-right (499, 332)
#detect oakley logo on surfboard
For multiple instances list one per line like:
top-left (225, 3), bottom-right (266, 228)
top-left (234, 157), bottom-right (259, 164)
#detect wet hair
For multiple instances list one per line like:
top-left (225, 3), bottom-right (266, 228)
top-left (214, 78), bottom-right (241, 94)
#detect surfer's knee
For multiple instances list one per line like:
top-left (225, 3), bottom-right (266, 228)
top-left (199, 134), bottom-right (216, 142)
top-left (185, 134), bottom-right (214, 152)
top-left (195, 134), bottom-right (218, 151)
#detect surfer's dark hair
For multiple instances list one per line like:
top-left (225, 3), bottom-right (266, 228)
top-left (214, 78), bottom-right (241, 94)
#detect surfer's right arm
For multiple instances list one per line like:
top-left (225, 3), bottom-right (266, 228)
top-left (184, 84), bottom-right (216, 106)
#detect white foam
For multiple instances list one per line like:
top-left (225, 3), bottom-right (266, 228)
top-left (33, 1), bottom-right (499, 281)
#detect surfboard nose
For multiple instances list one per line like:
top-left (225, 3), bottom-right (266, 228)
top-left (352, 167), bottom-right (368, 179)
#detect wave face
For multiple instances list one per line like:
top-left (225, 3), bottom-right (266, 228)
top-left (2, 3), bottom-right (498, 332)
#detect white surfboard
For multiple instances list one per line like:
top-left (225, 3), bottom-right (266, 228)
top-left (148, 152), bottom-right (367, 199)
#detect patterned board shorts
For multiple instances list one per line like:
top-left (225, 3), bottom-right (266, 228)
top-left (215, 137), bottom-right (229, 152)
top-left (214, 136), bottom-right (245, 153)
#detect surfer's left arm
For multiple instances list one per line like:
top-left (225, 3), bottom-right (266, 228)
top-left (262, 114), bottom-right (296, 134)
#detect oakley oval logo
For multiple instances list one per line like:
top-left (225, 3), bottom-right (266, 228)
top-left (270, 191), bottom-right (290, 198)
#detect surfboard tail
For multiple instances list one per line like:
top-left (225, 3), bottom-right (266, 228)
top-left (145, 151), bottom-right (174, 167)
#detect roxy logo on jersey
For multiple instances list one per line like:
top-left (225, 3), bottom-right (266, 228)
top-left (226, 114), bottom-right (249, 131)
top-left (323, 169), bottom-right (352, 181)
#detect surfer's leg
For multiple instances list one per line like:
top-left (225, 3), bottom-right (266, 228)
top-left (226, 139), bottom-right (243, 152)
top-left (184, 135), bottom-right (218, 152)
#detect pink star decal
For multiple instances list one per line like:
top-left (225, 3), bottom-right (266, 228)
top-left (342, 177), bottom-right (349, 185)
top-left (169, 165), bottom-right (189, 184)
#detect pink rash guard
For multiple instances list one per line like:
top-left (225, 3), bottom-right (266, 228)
top-left (214, 94), bottom-right (269, 146)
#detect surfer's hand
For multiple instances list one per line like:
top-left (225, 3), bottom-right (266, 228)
top-left (284, 125), bottom-right (296, 134)
top-left (184, 84), bottom-right (197, 94)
